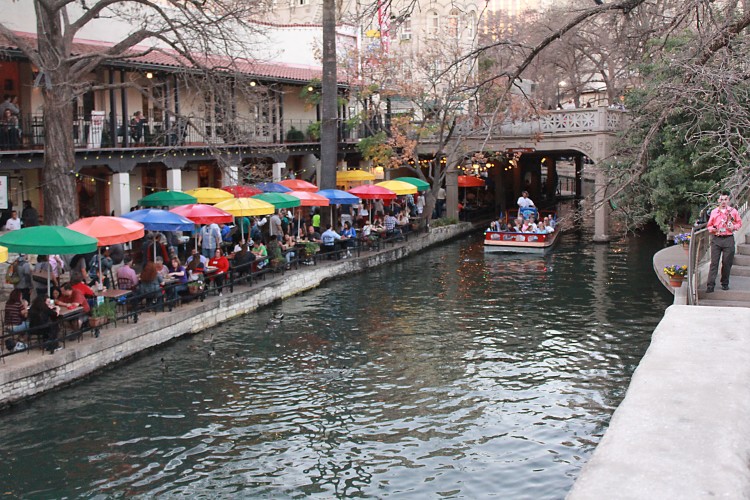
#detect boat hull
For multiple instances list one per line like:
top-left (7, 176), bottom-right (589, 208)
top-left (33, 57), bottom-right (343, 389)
top-left (483, 229), bottom-right (560, 254)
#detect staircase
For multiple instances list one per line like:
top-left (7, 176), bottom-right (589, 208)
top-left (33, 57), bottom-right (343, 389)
top-left (698, 233), bottom-right (750, 307)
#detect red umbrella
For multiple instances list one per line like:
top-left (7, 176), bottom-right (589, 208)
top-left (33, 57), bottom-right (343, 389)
top-left (170, 204), bottom-right (234, 224)
top-left (67, 216), bottom-right (145, 246)
top-left (348, 184), bottom-right (397, 200)
top-left (222, 185), bottom-right (262, 198)
top-left (457, 175), bottom-right (485, 188)
top-left (279, 179), bottom-right (319, 192)
top-left (287, 191), bottom-right (330, 207)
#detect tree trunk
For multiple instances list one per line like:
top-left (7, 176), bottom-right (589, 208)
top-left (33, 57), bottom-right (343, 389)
top-left (42, 85), bottom-right (77, 226)
top-left (320, 0), bottom-right (337, 227)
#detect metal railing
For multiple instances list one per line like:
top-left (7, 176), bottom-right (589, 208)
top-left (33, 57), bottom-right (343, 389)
top-left (687, 180), bottom-right (750, 304)
top-left (0, 114), bottom-right (366, 152)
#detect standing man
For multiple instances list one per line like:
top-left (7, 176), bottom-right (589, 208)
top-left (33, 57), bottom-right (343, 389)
top-left (21, 200), bottom-right (39, 227)
top-left (706, 191), bottom-right (743, 292)
top-left (269, 210), bottom-right (283, 238)
top-left (435, 187), bottom-right (446, 218)
top-left (4, 210), bottom-right (21, 231)
top-left (198, 223), bottom-right (221, 259)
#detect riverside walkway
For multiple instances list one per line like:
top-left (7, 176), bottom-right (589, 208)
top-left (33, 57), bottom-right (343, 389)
top-left (570, 217), bottom-right (750, 497)
top-left (0, 222), bottom-right (475, 408)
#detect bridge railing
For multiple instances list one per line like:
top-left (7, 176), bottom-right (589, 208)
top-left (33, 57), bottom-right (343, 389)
top-left (467, 107), bottom-right (628, 137)
top-left (687, 179), bottom-right (750, 304)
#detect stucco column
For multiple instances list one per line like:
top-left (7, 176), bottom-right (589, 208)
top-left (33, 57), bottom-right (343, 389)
top-left (593, 166), bottom-right (611, 243)
top-left (446, 169), bottom-right (459, 219)
top-left (272, 162), bottom-right (286, 182)
top-left (166, 168), bottom-right (182, 192)
top-left (111, 172), bottom-right (130, 216)
top-left (225, 165), bottom-right (239, 186)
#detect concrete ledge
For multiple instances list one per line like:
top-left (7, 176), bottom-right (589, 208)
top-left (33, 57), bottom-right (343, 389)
top-left (0, 223), bottom-right (474, 407)
top-left (568, 305), bottom-right (750, 499)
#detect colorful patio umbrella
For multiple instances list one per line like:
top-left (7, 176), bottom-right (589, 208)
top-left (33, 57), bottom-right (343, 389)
top-left (214, 197), bottom-right (276, 242)
top-left (279, 179), bottom-right (319, 192)
top-left (457, 175), bottom-right (486, 188)
top-left (316, 189), bottom-right (360, 205)
top-left (0, 226), bottom-right (99, 296)
top-left (255, 182), bottom-right (292, 193)
top-left (68, 216), bottom-right (146, 286)
top-left (67, 216), bottom-right (145, 247)
top-left (394, 177), bottom-right (430, 191)
top-left (121, 209), bottom-right (196, 232)
top-left (222, 185), bottom-right (262, 197)
top-left (185, 187), bottom-right (235, 205)
top-left (170, 204), bottom-right (234, 225)
top-left (337, 170), bottom-right (376, 182)
top-left (252, 193), bottom-right (302, 209)
top-left (348, 184), bottom-right (397, 200)
top-left (375, 180), bottom-right (418, 195)
top-left (286, 191), bottom-right (330, 207)
top-left (0, 246), bottom-right (7, 263)
top-left (139, 190), bottom-right (197, 207)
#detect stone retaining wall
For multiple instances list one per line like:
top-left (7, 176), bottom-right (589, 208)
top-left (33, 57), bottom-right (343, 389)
top-left (0, 223), bottom-right (474, 407)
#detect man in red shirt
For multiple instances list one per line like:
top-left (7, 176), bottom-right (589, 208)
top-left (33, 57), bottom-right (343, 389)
top-left (706, 191), bottom-right (743, 292)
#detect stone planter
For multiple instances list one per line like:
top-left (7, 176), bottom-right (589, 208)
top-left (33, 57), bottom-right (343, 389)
top-left (668, 276), bottom-right (685, 288)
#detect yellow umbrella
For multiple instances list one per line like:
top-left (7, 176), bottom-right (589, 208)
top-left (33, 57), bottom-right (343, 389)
top-left (214, 197), bottom-right (276, 242)
top-left (184, 187), bottom-right (235, 205)
top-left (375, 180), bottom-right (418, 195)
top-left (0, 245), bottom-right (7, 263)
top-left (336, 170), bottom-right (376, 182)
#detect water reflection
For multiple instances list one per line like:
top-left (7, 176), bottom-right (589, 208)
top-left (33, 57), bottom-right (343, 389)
top-left (0, 225), bottom-right (670, 498)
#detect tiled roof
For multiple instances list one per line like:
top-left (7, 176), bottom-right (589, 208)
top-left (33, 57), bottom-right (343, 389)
top-left (0, 30), bottom-right (347, 84)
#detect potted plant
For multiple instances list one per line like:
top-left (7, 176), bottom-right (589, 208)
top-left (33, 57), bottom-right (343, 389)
top-left (673, 232), bottom-right (691, 252)
top-left (89, 300), bottom-right (116, 327)
top-left (664, 264), bottom-right (688, 287)
top-left (187, 279), bottom-right (204, 295)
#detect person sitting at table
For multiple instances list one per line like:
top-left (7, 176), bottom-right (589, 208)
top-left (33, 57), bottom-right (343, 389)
top-left (266, 235), bottom-right (285, 270)
top-left (252, 238), bottom-right (268, 269)
top-left (320, 224), bottom-right (344, 258)
top-left (304, 224), bottom-right (321, 243)
top-left (28, 293), bottom-right (61, 353)
top-left (137, 262), bottom-right (164, 307)
top-left (186, 246), bottom-right (208, 268)
top-left (154, 256), bottom-right (170, 280)
top-left (383, 210), bottom-right (400, 238)
top-left (167, 256), bottom-right (188, 300)
top-left (186, 255), bottom-right (205, 283)
top-left (49, 285), bottom-right (62, 303)
top-left (33, 255), bottom-right (58, 298)
top-left (208, 248), bottom-right (230, 296)
top-left (70, 271), bottom-right (96, 302)
top-left (396, 211), bottom-right (410, 232)
top-left (88, 248), bottom-right (113, 288)
top-left (341, 221), bottom-right (357, 257)
top-left (4, 289), bottom-right (29, 333)
top-left (116, 255), bottom-right (139, 290)
top-left (56, 282), bottom-right (90, 330)
top-left (280, 234), bottom-right (297, 269)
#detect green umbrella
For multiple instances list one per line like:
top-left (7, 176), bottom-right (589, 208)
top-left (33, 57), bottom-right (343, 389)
top-left (0, 226), bottom-right (99, 297)
top-left (252, 193), bottom-right (302, 209)
top-left (394, 177), bottom-right (430, 191)
top-left (139, 191), bottom-right (197, 207)
top-left (0, 225), bottom-right (98, 255)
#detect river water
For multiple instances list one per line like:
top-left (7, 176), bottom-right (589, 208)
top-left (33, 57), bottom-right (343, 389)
top-left (1, 223), bottom-right (670, 498)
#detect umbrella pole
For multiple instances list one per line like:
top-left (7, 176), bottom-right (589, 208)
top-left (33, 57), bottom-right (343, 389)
top-left (47, 265), bottom-right (50, 298)
top-left (99, 247), bottom-right (103, 288)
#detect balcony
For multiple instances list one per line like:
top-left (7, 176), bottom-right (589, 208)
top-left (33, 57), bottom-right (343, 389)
top-left (0, 114), bottom-right (367, 153)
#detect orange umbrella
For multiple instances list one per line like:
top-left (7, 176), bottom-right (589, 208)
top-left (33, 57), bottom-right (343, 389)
top-left (67, 216), bottom-right (145, 246)
top-left (279, 179), bottom-right (319, 192)
top-left (457, 175), bottom-right (485, 188)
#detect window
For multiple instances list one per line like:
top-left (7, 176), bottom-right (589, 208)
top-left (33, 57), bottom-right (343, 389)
top-left (447, 9), bottom-right (459, 38)
top-left (400, 15), bottom-right (412, 40)
top-left (466, 11), bottom-right (476, 39)
top-left (428, 10), bottom-right (439, 35)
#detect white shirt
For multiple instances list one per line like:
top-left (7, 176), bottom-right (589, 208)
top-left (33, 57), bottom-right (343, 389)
top-left (4, 217), bottom-right (21, 231)
top-left (517, 196), bottom-right (535, 209)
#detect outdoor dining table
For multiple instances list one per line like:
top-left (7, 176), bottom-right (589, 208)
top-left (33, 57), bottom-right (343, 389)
top-left (94, 289), bottom-right (131, 300)
top-left (59, 305), bottom-right (84, 319)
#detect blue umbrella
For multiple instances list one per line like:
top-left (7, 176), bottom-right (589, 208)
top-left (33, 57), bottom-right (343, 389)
top-left (121, 209), bottom-right (195, 231)
top-left (121, 209), bottom-right (196, 261)
top-left (317, 189), bottom-right (361, 226)
top-left (255, 182), bottom-right (291, 193)
top-left (317, 189), bottom-right (360, 205)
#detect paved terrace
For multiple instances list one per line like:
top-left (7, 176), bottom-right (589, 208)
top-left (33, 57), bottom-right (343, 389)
top-left (0, 222), bottom-right (477, 408)
top-left (570, 224), bottom-right (750, 498)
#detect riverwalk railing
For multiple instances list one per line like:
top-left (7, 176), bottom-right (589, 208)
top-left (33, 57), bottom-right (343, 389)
top-left (687, 180), bottom-right (750, 304)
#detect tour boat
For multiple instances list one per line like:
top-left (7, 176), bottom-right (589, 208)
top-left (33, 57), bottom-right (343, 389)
top-left (483, 228), bottom-right (560, 254)
top-left (483, 208), bottom-right (560, 254)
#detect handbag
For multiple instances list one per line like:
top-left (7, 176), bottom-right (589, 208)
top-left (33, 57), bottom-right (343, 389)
top-left (5, 263), bottom-right (20, 285)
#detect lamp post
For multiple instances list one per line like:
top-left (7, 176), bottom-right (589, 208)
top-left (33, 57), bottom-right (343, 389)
top-left (557, 80), bottom-right (567, 108)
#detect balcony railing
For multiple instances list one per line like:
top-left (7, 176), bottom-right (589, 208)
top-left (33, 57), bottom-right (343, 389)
top-left (0, 114), bottom-right (366, 151)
